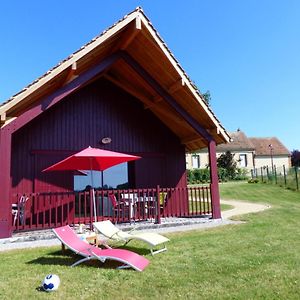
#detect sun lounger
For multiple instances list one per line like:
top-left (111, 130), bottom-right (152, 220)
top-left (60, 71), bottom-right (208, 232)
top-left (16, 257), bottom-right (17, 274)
top-left (52, 225), bottom-right (149, 271)
top-left (93, 220), bottom-right (169, 255)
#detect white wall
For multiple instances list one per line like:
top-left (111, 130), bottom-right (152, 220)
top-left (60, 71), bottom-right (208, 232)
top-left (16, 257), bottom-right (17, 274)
top-left (254, 156), bottom-right (291, 170)
top-left (186, 152), bottom-right (209, 169)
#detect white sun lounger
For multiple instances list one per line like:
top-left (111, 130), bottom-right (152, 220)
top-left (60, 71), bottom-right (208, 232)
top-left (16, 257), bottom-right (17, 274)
top-left (93, 220), bottom-right (169, 255)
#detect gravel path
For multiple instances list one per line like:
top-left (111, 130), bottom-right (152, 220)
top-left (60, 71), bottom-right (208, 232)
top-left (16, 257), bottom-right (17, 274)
top-left (0, 199), bottom-right (271, 252)
top-left (221, 199), bottom-right (270, 219)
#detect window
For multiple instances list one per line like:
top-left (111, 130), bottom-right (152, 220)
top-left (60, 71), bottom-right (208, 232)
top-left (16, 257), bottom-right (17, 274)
top-left (74, 162), bottom-right (129, 191)
top-left (192, 155), bottom-right (200, 169)
top-left (239, 154), bottom-right (247, 167)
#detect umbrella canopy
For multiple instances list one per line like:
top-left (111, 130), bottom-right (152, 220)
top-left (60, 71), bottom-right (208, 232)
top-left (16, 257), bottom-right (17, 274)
top-left (43, 146), bottom-right (141, 172)
top-left (43, 146), bottom-right (141, 222)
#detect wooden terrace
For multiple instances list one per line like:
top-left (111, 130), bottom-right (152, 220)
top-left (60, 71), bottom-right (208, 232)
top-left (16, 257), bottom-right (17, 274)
top-left (12, 186), bottom-right (212, 232)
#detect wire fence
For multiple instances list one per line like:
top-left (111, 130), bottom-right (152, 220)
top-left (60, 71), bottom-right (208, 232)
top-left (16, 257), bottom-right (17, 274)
top-left (251, 165), bottom-right (299, 191)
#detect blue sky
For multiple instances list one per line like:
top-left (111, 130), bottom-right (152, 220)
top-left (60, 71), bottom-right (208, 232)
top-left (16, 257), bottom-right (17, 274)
top-left (0, 1), bottom-right (299, 151)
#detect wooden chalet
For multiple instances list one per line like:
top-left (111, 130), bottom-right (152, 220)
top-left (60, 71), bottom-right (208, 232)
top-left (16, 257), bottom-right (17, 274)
top-left (0, 7), bottom-right (230, 238)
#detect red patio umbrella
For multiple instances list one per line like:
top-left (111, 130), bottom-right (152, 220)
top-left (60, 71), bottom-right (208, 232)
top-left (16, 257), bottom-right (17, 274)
top-left (43, 146), bottom-right (141, 222)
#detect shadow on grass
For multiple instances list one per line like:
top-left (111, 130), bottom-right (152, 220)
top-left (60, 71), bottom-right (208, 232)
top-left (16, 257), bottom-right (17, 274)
top-left (49, 242), bottom-right (150, 256)
top-left (36, 286), bottom-right (47, 293)
top-left (115, 244), bottom-right (150, 256)
top-left (27, 247), bottom-right (149, 270)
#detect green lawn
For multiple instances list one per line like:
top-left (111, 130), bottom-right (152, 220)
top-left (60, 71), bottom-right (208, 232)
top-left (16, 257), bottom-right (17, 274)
top-left (0, 183), bottom-right (299, 299)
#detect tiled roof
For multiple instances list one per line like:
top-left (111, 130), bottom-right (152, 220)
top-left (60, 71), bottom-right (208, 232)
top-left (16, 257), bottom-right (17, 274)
top-left (216, 130), bottom-right (255, 151)
top-left (249, 137), bottom-right (290, 156)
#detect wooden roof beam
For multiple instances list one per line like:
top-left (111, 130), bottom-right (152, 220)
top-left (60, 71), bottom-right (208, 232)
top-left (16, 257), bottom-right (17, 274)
top-left (63, 62), bottom-right (78, 85)
top-left (145, 78), bottom-right (185, 109)
top-left (110, 17), bottom-right (141, 53)
top-left (103, 73), bottom-right (152, 106)
top-left (181, 134), bottom-right (203, 144)
top-left (154, 78), bottom-right (185, 101)
top-left (152, 105), bottom-right (187, 126)
top-left (1, 112), bottom-right (6, 123)
top-left (3, 52), bottom-right (121, 133)
top-left (0, 112), bottom-right (6, 127)
top-left (207, 127), bottom-right (222, 136)
top-left (104, 73), bottom-right (187, 128)
top-left (120, 51), bottom-right (213, 143)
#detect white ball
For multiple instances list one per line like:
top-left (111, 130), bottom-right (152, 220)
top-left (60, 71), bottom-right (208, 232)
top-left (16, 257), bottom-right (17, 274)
top-left (42, 274), bottom-right (60, 292)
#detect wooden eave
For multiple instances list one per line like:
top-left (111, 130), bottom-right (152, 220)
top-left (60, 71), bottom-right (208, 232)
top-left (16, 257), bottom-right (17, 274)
top-left (0, 7), bottom-right (230, 151)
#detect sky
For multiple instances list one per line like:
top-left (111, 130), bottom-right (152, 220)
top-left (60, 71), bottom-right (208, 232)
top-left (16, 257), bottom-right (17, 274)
top-left (0, 1), bottom-right (299, 151)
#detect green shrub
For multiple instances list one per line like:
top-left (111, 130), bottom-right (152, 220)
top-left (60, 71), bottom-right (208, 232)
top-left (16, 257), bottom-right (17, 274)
top-left (187, 169), bottom-right (194, 184)
top-left (218, 167), bottom-right (228, 182)
top-left (248, 178), bottom-right (259, 184)
top-left (187, 168), bottom-right (210, 184)
top-left (188, 166), bottom-right (250, 184)
top-left (235, 168), bottom-right (249, 180)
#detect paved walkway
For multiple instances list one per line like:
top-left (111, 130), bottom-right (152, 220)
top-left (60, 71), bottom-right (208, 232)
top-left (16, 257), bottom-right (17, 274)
top-left (221, 199), bottom-right (271, 219)
top-left (0, 199), bottom-right (270, 252)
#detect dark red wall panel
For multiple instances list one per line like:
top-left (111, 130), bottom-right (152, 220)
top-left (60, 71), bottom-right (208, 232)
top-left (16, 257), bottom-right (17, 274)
top-left (11, 78), bottom-right (186, 195)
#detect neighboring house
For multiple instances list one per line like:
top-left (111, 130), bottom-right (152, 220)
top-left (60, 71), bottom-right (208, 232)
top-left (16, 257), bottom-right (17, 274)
top-left (187, 130), bottom-right (255, 171)
top-left (249, 137), bottom-right (291, 170)
top-left (186, 130), bottom-right (291, 172)
top-left (0, 8), bottom-right (230, 238)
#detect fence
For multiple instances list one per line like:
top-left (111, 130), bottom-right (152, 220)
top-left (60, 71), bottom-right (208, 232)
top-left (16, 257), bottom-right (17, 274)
top-left (251, 165), bottom-right (299, 191)
top-left (11, 186), bottom-right (212, 232)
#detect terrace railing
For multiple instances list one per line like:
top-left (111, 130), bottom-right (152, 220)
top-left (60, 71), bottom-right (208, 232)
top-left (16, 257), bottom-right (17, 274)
top-left (11, 186), bottom-right (212, 232)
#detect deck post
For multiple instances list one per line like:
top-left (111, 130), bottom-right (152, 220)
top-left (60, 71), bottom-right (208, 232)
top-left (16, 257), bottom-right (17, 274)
top-left (208, 140), bottom-right (221, 219)
top-left (155, 185), bottom-right (161, 224)
top-left (0, 126), bottom-right (13, 238)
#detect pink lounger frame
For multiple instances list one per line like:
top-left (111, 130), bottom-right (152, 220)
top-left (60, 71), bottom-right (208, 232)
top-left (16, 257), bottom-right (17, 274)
top-left (52, 225), bottom-right (149, 272)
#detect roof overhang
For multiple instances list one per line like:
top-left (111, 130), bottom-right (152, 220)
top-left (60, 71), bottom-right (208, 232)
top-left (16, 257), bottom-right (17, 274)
top-left (0, 7), bottom-right (230, 151)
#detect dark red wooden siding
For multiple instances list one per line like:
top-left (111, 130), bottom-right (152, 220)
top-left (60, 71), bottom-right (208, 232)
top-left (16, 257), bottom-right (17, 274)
top-left (11, 78), bottom-right (186, 196)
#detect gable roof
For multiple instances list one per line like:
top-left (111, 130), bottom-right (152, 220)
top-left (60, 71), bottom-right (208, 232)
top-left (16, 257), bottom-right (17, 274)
top-left (249, 137), bottom-right (290, 156)
top-left (0, 7), bottom-right (230, 151)
top-left (216, 130), bottom-right (254, 152)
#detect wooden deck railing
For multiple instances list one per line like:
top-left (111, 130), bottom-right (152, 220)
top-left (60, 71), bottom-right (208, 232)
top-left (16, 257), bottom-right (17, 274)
top-left (11, 186), bottom-right (212, 232)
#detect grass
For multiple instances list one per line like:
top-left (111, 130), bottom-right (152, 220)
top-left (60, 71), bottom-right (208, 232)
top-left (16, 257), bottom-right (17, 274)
top-left (221, 203), bottom-right (234, 211)
top-left (1, 182), bottom-right (300, 299)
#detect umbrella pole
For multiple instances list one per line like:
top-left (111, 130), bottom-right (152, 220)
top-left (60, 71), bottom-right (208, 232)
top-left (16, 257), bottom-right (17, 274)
top-left (90, 170), bottom-right (97, 223)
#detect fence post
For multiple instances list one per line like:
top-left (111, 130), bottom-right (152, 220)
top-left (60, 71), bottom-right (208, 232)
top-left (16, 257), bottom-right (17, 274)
top-left (295, 167), bottom-right (299, 191)
top-left (155, 185), bottom-right (161, 224)
top-left (261, 167), bottom-right (263, 182)
top-left (283, 165), bottom-right (287, 187)
top-left (274, 165), bottom-right (277, 185)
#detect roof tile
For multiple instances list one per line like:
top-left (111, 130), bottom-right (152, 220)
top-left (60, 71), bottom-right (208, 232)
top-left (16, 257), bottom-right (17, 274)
top-left (249, 137), bottom-right (290, 156)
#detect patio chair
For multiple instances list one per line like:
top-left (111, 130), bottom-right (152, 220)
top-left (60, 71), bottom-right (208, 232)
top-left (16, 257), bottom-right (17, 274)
top-left (52, 225), bottom-right (149, 272)
top-left (12, 195), bottom-right (29, 226)
top-left (93, 220), bottom-right (170, 255)
top-left (108, 194), bottom-right (130, 221)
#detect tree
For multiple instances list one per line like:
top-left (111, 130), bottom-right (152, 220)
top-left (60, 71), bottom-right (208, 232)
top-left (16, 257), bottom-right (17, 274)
top-left (202, 90), bottom-right (211, 106)
top-left (291, 149), bottom-right (300, 167)
top-left (217, 151), bottom-right (237, 179)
